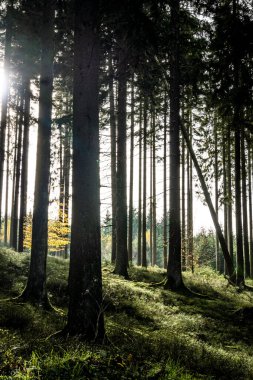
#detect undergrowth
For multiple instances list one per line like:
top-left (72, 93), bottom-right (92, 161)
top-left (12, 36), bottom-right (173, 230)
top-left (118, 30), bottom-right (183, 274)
top-left (0, 249), bottom-right (253, 379)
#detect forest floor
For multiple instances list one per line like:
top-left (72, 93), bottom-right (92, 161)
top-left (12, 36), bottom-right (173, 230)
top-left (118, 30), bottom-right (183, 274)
top-left (0, 249), bottom-right (253, 379)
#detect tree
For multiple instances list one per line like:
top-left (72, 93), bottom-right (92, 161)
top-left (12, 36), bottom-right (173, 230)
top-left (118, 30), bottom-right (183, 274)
top-left (142, 95), bottom-right (148, 267)
top-left (128, 79), bottom-right (135, 262)
top-left (65, 0), bottom-right (105, 341)
top-left (21, 0), bottom-right (55, 307)
top-left (165, 0), bottom-right (184, 290)
top-left (0, 2), bottom-right (13, 234)
top-left (18, 76), bottom-right (31, 252)
top-left (109, 51), bottom-right (117, 264)
top-left (114, 43), bottom-right (129, 278)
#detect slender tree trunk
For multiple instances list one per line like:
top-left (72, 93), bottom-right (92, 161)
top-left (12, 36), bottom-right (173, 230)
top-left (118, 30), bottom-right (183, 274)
top-left (109, 52), bottom-right (117, 263)
top-left (63, 123), bottom-right (70, 258)
top-left (233, 0), bottom-right (244, 286)
top-left (214, 118), bottom-right (220, 272)
top-left (165, 0), bottom-right (184, 290)
top-left (163, 95), bottom-right (168, 269)
top-left (187, 117), bottom-right (193, 273)
top-left (142, 97), bottom-right (147, 267)
top-left (227, 124), bottom-right (233, 266)
top-left (10, 101), bottom-right (19, 246)
top-left (11, 93), bottom-right (24, 250)
top-left (137, 103), bottom-right (142, 266)
top-left (59, 125), bottom-right (64, 223)
top-left (241, 128), bottom-right (250, 277)
top-left (248, 142), bottom-right (253, 278)
top-left (18, 77), bottom-right (30, 252)
top-left (21, 0), bottom-right (55, 307)
top-left (152, 113), bottom-right (157, 266)
top-left (128, 79), bottom-right (134, 262)
top-left (114, 45), bottom-right (128, 278)
top-left (65, 0), bottom-right (104, 340)
top-left (0, 2), bottom-right (13, 234)
top-left (222, 125), bottom-right (228, 274)
top-left (181, 105), bottom-right (186, 271)
top-left (4, 114), bottom-right (10, 245)
top-left (181, 123), bottom-right (235, 280)
top-left (149, 134), bottom-right (153, 264)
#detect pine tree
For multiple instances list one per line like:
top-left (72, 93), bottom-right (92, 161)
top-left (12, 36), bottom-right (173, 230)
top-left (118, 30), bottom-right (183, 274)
top-left (65, 0), bottom-right (105, 340)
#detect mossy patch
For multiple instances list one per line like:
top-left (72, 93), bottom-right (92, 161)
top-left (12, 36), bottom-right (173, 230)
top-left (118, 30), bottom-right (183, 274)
top-left (0, 249), bottom-right (252, 379)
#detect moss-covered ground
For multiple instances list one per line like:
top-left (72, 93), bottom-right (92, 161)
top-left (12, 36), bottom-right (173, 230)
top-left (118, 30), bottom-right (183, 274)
top-left (0, 248), bottom-right (253, 379)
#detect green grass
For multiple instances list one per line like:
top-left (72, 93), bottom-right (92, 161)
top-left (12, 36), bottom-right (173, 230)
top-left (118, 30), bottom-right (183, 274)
top-left (0, 249), bottom-right (253, 379)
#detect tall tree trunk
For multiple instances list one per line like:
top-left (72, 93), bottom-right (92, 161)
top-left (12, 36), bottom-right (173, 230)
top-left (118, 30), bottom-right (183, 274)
top-left (180, 123), bottom-right (235, 280)
top-left (128, 79), bottom-right (134, 262)
top-left (214, 118), bottom-right (220, 272)
top-left (149, 134), bottom-right (153, 264)
top-left (163, 95), bottom-right (168, 269)
top-left (0, 2), bottom-right (13, 234)
top-left (248, 142), bottom-right (253, 278)
top-left (59, 124), bottom-right (64, 223)
top-left (152, 113), bottom-right (157, 266)
top-left (187, 116), bottom-right (193, 272)
top-left (142, 97), bottom-right (147, 267)
top-left (114, 44), bottom-right (128, 278)
top-left (109, 52), bottom-right (117, 263)
top-left (165, 0), bottom-right (184, 290)
top-left (18, 77), bottom-right (30, 252)
top-left (11, 93), bottom-right (24, 250)
top-left (21, 0), bottom-right (55, 307)
top-left (222, 125), bottom-right (228, 274)
top-left (10, 101), bottom-right (19, 246)
top-left (65, 0), bottom-right (104, 340)
top-left (137, 103), bottom-right (142, 266)
top-left (227, 124), bottom-right (234, 267)
top-left (4, 114), bottom-right (10, 245)
top-left (241, 128), bottom-right (250, 277)
top-left (181, 104), bottom-right (186, 271)
top-left (233, 0), bottom-right (244, 286)
top-left (63, 123), bottom-right (70, 258)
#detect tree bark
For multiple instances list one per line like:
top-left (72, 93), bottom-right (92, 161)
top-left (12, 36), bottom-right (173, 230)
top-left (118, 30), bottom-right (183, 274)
top-left (63, 123), bottom-right (70, 258)
top-left (11, 93), bottom-right (23, 250)
top-left (227, 124), bottom-right (234, 267)
top-left (222, 124), bottom-right (228, 274)
top-left (18, 77), bottom-right (30, 252)
top-left (114, 44), bottom-right (129, 278)
top-left (128, 79), bottom-right (134, 262)
top-left (152, 113), bottom-right (157, 266)
top-left (165, 0), bottom-right (184, 290)
top-left (241, 128), bottom-right (250, 277)
top-left (109, 52), bottom-right (117, 264)
top-left (10, 100), bottom-right (19, 246)
top-left (137, 103), bottom-right (142, 266)
top-left (0, 2), bottom-right (13, 234)
top-left (233, 0), bottom-right (244, 286)
top-left (214, 118), bottom-right (219, 271)
top-left (142, 96), bottom-right (147, 267)
top-left (187, 114), bottom-right (193, 272)
top-left (163, 95), bottom-right (168, 269)
top-left (59, 124), bottom-right (64, 223)
top-left (21, 0), bottom-right (55, 307)
top-left (248, 142), bottom-right (253, 278)
top-left (149, 133), bottom-right (153, 264)
top-left (66, 0), bottom-right (104, 341)
top-left (4, 114), bottom-right (10, 245)
top-left (181, 103), bottom-right (186, 271)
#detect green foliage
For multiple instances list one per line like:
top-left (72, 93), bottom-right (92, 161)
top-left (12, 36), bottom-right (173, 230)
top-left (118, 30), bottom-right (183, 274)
top-left (0, 249), bottom-right (253, 379)
top-left (193, 229), bottom-right (216, 269)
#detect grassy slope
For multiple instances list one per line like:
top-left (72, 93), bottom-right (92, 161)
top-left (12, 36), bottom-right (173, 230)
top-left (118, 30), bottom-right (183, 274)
top-left (0, 248), bottom-right (253, 379)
